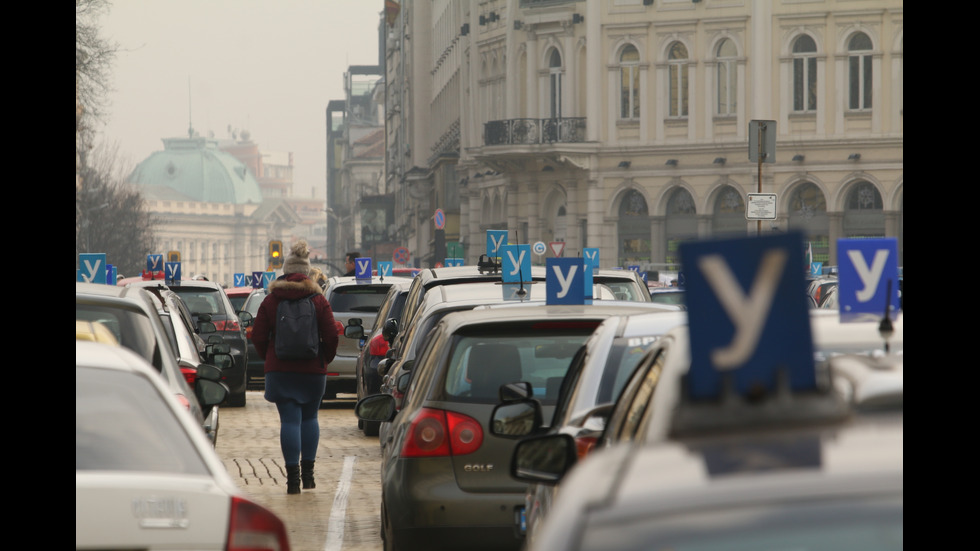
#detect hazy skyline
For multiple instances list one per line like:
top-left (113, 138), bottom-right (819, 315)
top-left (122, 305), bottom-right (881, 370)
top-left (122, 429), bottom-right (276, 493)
top-left (96, 0), bottom-right (384, 200)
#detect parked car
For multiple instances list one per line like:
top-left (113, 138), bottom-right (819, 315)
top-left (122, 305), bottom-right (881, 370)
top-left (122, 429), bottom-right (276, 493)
top-left (648, 287), bottom-right (685, 306)
top-left (147, 285), bottom-right (229, 446)
top-left (76, 340), bottom-right (289, 550)
top-left (352, 277), bottom-right (415, 436)
top-left (490, 309), bottom-right (688, 540)
top-left (238, 287), bottom-right (269, 390)
top-left (76, 282), bottom-right (209, 429)
top-left (355, 301), bottom-right (678, 551)
top-left (166, 279), bottom-right (249, 407)
top-left (509, 323), bottom-right (902, 551)
top-left (322, 275), bottom-right (415, 402)
top-left (223, 285), bottom-right (254, 316)
top-left (806, 275), bottom-right (838, 308)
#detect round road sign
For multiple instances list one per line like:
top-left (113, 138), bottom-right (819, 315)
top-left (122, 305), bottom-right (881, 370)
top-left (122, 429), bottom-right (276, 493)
top-left (393, 247), bottom-right (410, 264)
top-left (433, 209), bottom-right (446, 230)
top-left (532, 241), bottom-right (547, 255)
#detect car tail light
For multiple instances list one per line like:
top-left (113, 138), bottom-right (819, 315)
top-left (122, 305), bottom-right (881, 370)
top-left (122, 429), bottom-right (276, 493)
top-left (227, 495), bottom-right (290, 551)
top-left (368, 334), bottom-right (389, 357)
top-left (215, 319), bottom-right (242, 332)
top-left (401, 408), bottom-right (483, 458)
top-left (245, 325), bottom-right (253, 340)
top-left (574, 435), bottom-right (599, 460)
top-left (180, 366), bottom-right (197, 389)
top-left (335, 320), bottom-right (344, 334)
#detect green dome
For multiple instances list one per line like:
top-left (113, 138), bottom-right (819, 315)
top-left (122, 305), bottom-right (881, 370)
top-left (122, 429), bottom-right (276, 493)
top-left (127, 136), bottom-right (263, 204)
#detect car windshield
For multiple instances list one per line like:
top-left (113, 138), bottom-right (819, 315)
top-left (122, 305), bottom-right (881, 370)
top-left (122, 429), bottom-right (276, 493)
top-left (75, 302), bottom-right (161, 372)
top-left (442, 329), bottom-right (593, 404)
top-left (328, 286), bottom-right (390, 313)
top-left (169, 287), bottom-right (225, 316)
top-left (76, 366), bottom-right (209, 474)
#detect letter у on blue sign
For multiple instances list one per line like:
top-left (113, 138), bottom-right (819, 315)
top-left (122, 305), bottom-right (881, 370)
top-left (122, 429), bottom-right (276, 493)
top-left (679, 232), bottom-right (815, 400)
top-left (837, 237), bottom-right (900, 322)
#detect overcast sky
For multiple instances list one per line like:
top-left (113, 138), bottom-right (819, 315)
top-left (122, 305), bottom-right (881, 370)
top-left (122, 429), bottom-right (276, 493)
top-left (96, 0), bottom-right (384, 199)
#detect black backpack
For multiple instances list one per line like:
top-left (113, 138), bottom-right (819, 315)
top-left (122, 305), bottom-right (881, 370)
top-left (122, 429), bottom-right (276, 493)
top-left (274, 294), bottom-right (320, 360)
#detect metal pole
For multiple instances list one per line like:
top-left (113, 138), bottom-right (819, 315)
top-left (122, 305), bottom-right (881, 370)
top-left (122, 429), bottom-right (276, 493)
top-left (757, 126), bottom-right (763, 236)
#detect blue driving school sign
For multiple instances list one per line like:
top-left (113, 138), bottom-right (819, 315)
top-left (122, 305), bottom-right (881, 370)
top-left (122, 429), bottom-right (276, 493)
top-left (837, 237), bottom-right (900, 321)
top-left (679, 232), bottom-right (815, 400)
top-left (546, 258), bottom-right (586, 305)
top-left (501, 244), bottom-right (531, 283)
top-left (486, 230), bottom-right (508, 259)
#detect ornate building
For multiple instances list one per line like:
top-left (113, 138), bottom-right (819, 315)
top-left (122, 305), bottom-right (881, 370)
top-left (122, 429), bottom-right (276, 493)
top-left (372, 0), bottom-right (902, 271)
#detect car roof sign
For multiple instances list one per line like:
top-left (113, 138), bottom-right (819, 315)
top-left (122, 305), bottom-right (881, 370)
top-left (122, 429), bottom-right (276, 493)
top-left (837, 237), bottom-right (900, 322)
top-left (679, 232), bottom-right (815, 400)
top-left (546, 258), bottom-right (586, 305)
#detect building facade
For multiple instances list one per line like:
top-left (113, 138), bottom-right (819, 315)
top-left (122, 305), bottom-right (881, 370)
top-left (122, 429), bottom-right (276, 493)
top-left (371, 0), bottom-right (902, 271)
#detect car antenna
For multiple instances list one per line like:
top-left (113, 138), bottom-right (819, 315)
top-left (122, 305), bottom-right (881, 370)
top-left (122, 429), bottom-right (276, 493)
top-left (515, 228), bottom-right (527, 297)
top-left (878, 279), bottom-right (894, 353)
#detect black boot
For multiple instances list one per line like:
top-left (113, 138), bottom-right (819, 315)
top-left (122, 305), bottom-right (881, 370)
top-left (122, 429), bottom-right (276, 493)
top-left (286, 465), bottom-right (301, 495)
top-left (301, 460), bottom-right (316, 489)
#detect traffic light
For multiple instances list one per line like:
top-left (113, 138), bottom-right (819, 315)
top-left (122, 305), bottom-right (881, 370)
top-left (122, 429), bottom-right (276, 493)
top-left (269, 240), bottom-right (284, 269)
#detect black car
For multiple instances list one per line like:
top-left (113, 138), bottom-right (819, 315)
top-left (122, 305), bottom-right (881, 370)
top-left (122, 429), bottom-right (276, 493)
top-left (167, 280), bottom-right (249, 407)
top-left (350, 278), bottom-right (414, 435)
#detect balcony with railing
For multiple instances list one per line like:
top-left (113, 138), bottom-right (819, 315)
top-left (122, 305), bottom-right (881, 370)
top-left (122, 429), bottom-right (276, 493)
top-left (484, 118), bottom-right (586, 146)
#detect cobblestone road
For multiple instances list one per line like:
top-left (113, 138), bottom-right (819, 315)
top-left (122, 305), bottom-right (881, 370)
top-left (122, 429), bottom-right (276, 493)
top-left (215, 391), bottom-right (384, 551)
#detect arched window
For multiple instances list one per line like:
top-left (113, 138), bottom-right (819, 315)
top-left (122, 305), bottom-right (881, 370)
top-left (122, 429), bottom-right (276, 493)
top-left (667, 42), bottom-right (688, 117)
top-left (620, 45), bottom-right (640, 119)
top-left (716, 39), bottom-right (737, 116)
top-left (712, 186), bottom-right (745, 236)
top-left (843, 180), bottom-right (884, 238)
top-left (848, 32), bottom-right (873, 110)
top-left (788, 182), bottom-right (830, 263)
top-left (792, 35), bottom-right (817, 112)
top-left (549, 49), bottom-right (563, 119)
top-left (617, 189), bottom-right (650, 266)
top-left (665, 188), bottom-right (697, 266)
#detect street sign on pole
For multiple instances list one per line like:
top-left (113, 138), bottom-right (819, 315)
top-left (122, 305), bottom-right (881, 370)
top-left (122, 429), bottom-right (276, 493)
top-left (748, 120), bottom-right (777, 163)
top-left (746, 193), bottom-right (777, 220)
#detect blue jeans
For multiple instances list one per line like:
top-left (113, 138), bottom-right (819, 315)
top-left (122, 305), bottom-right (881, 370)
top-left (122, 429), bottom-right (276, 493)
top-left (275, 399), bottom-right (321, 466)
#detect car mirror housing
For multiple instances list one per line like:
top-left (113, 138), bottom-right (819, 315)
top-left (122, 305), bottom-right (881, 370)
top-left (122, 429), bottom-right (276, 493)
top-left (196, 363), bottom-right (223, 382)
top-left (196, 379), bottom-right (229, 407)
top-left (198, 321), bottom-right (217, 335)
top-left (237, 311), bottom-right (254, 327)
top-left (512, 433), bottom-right (577, 484)
top-left (345, 324), bottom-right (365, 339)
top-left (355, 393), bottom-right (397, 422)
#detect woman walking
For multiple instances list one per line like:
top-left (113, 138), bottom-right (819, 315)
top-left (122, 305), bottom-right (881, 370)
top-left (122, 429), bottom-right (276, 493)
top-left (252, 240), bottom-right (339, 494)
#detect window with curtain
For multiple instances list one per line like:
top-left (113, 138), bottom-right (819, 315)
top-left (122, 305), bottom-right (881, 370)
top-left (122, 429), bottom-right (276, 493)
top-left (620, 44), bottom-right (640, 119)
top-left (668, 42), bottom-right (689, 117)
top-left (848, 32), bottom-right (873, 110)
top-left (716, 39), bottom-right (737, 116)
top-left (792, 35), bottom-right (817, 112)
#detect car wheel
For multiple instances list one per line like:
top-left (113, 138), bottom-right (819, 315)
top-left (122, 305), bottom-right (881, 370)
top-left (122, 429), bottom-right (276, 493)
top-left (226, 390), bottom-right (246, 408)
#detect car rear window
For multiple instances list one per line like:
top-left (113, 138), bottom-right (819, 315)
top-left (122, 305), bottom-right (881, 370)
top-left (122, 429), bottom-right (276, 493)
top-left (328, 286), bottom-right (390, 313)
top-left (442, 326), bottom-right (597, 404)
top-left (76, 303), bottom-right (160, 372)
top-left (169, 287), bottom-right (226, 316)
top-left (76, 366), bottom-right (209, 474)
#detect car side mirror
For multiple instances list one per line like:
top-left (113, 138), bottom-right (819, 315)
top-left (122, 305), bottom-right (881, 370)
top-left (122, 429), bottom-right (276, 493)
top-left (377, 358), bottom-right (390, 377)
top-left (345, 322), bottom-right (365, 340)
top-left (209, 352), bottom-right (234, 369)
top-left (382, 318), bottom-right (399, 342)
top-left (396, 371), bottom-right (412, 393)
top-left (490, 399), bottom-right (543, 438)
top-left (237, 311), bottom-right (254, 327)
top-left (196, 379), bottom-right (228, 408)
top-left (198, 321), bottom-right (217, 335)
top-left (195, 363), bottom-right (223, 382)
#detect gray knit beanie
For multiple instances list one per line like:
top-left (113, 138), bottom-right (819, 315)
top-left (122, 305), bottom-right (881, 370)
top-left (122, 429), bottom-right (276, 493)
top-left (282, 240), bottom-right (312, 276)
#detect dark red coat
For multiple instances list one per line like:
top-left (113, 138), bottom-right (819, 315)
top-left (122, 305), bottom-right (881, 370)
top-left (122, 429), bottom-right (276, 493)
top-left (253, 274), bottom-right (339, 374)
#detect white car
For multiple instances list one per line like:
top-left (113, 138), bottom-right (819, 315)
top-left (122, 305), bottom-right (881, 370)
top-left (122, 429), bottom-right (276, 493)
top-left (76, 340), bottom-right (289, 550)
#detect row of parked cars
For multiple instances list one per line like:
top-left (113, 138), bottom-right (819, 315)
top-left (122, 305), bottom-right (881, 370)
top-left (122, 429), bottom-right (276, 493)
top-left (75, 278), bottom-right (290, 550)
top-left (346, 255), bottom-right (903, 551)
